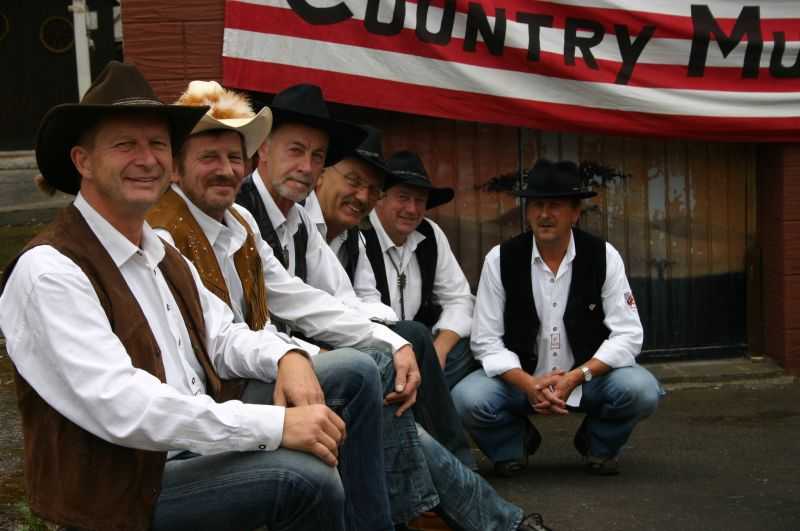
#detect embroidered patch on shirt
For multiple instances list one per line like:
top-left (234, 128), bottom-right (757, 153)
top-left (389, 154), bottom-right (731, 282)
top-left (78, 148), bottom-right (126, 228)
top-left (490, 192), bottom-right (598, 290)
top-left (625, 291), bottom-right (637, 309)
top-left (550, 333), bottom-right (561, 350)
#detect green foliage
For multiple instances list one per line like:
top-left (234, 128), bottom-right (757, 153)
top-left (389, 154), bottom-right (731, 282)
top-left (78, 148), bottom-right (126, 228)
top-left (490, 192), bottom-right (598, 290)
top-left (14, 501), bottom-right (48, 531)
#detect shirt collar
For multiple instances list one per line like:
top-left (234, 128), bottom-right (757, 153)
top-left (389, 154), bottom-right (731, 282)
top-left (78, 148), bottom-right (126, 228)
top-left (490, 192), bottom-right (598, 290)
top-left (303, 191), bottom-right (327, 239)
top-left (171, 184), bottom-right (246, 255)
top-left (74, 192), bottom-right (165, 268)
top-left (532, 230), bottom-right (576, 266)
top-left (369, 210), bottom-right (427, 255)
top-left (252, 169), bottom-right (288, 231)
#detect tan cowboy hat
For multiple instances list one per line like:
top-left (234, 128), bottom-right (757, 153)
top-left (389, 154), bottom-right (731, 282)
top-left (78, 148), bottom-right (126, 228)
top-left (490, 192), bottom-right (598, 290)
top-left (35, 61), bottom-right (208, 195)
top-left (175, 81), bottom-right (272, 157)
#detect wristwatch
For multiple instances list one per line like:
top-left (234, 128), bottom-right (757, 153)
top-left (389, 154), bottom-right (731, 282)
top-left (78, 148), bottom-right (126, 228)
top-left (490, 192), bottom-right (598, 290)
top-left (580, 366), bottom-right (593, 382)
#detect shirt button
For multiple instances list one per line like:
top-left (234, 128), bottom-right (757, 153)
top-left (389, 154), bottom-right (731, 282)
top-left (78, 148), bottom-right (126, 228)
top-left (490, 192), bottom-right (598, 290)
top-left (191, 377), bottom-right (196, 385)
top-left (552, 352), bottom-right (557, 357)
top-left (550, 278), bottom-right (555, 283)
top-left (166, 303), bottom-right (171, 311)
top-left (178, 338), bottom-right (182, 347)
top-left (553, 326), bottom-right (558, 332)
top-left (552, 302), bottom-right (557, 307)
top-left (258, 444), bottom-right (266, 450)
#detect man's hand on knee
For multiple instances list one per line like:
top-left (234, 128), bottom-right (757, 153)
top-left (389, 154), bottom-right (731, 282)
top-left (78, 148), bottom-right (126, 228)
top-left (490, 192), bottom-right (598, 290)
top-left (282, 404), bottom-right (346, 466)
top-left (384, 345), bottom-right (420, 416)
top-left (274, 350), bottom-right (325, 407)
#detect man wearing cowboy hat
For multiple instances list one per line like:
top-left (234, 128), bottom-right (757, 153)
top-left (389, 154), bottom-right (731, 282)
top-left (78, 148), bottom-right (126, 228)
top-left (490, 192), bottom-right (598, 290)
top-left (304, 125), bottom-right (399, 321)
top-left (0, 62), bottom-right (387, 531)
top-left (363, 150), bottom-right (479, 390)
top-left (452, 159), bottom-right (662, 477)
top-left (235, 87), bottom-right (478, 471)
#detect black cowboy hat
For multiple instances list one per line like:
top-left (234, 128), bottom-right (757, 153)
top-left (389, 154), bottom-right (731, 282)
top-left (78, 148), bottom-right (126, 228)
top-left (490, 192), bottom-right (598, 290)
top-left (347, 125), bottom-right (391, 178)
top-left (35, 61), bottom-right (208, 195)
top-left (269, 84), bottom-right (366, 167)
top-left (515, 159), bottom-right (597, 199)
top-left (385, 150), bottom-right (454, 210)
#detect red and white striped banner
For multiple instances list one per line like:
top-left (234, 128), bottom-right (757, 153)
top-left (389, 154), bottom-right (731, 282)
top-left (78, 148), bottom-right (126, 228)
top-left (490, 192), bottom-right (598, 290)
top-left (222, 1), bottom-right (800, 142)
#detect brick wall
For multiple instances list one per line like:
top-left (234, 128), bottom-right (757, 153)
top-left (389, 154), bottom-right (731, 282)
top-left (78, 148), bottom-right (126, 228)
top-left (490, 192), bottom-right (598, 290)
top-left (121, 0), bottom-right (225, 103)
top-left (759, 144), bottom-right (800, 374)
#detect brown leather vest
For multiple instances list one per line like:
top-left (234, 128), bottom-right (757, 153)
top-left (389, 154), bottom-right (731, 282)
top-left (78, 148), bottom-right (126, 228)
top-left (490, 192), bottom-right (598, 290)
top-left (0, 205), bottom-right (236, 530)
top-left (147, 188), bottom-right (270, 332)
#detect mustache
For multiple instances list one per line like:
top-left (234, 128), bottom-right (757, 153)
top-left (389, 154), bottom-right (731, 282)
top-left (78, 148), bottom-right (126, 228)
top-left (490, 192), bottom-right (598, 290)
top-left (207, 175), bottom-right (239, 187)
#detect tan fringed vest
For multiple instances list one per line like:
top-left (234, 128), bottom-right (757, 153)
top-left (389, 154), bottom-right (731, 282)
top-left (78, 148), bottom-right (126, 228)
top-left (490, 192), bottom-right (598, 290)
top-left (0, 205), bottom-right (236, 530)
top-left (147, 188), bottom-right (270, 332)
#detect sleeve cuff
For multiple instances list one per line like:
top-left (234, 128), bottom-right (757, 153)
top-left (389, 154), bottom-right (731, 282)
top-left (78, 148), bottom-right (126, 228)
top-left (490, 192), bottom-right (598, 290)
top-left (234, 403), bottom-right (285, 452)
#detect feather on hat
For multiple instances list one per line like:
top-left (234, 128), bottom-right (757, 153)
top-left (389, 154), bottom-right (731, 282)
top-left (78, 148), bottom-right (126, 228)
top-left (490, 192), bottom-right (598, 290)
top-left (175, 81), bottom-right (272, 157)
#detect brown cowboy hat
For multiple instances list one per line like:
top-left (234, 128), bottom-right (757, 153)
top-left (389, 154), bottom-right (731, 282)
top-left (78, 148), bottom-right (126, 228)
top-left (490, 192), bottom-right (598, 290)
top-left (514, 159), bottom-right (597, 199)
top-left (35, 61), bottom-right (209, 195)
top-left (384, 150), bottom-right (454, 210)
top-left (269, 84), bottom-right (365, 167)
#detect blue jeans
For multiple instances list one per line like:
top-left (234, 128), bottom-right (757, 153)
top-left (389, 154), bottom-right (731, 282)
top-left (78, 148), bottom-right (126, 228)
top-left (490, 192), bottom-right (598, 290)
top-left (391, 320), bottom-right (476, 468)
top-left (452, 365), bottom-right (662, 463)
top-left (361, 347), bottom-right (440, 524)
top-left (418, 426), bottom-right (524, 531)
top-left (152, 348), bottom-right (393, 531)
top-left (443, 336), bottom-right (481, 390)
top-left (366, 347), bottom-right (523, 530)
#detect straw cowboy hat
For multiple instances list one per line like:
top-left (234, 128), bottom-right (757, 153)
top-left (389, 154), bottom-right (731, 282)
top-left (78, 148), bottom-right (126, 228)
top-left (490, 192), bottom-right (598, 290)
top-left (268, 83), bottom-right (365, 166)
top-left (515, 159), bottom-right (597, 199)
top-left (35, 61), bottom-right (208, 195)
top-left (384, 150), bottom-right (455, 210)
top-left (175, 81), bottom-right (272, 157)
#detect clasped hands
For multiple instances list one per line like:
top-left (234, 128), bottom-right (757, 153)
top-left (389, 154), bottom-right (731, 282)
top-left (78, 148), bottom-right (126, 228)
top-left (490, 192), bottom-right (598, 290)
top-left (527, 369), bottom-right (581, 415)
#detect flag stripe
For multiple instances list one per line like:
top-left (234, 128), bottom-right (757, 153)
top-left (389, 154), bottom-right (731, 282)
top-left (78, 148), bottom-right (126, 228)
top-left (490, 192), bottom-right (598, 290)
top-left (224, 28), bottom-right (800, 117)
top-left (223, 56), bottom-right (799, 142)
top-left (226, 3), bottom-right (800, 92)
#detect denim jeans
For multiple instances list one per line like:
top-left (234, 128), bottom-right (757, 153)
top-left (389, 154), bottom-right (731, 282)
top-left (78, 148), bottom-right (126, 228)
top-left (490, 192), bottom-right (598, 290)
top-left (418, 425), bottom-right (524, 531)
top-left (452, 365), bottom-right (662, 463)
top-left (390, 320), bottom-right (476, 469)
top-left (442, 336), bottom-right (481, 390)
top-left (152, 348), bottom-right (393, 531)
top-left (361, 347), bottom-right (440, 524)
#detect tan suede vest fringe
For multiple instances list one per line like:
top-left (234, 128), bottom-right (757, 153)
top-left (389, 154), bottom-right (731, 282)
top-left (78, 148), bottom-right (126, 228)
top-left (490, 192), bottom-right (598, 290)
top-left (0, 204), bottom-right (231, 531)
top-left (147, 188), bottom-right (270, 331)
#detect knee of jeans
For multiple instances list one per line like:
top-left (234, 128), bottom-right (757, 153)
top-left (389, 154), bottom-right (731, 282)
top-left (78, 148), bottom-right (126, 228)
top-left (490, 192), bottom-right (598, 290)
top-left (332, 348), bottom-right (382, 394)
top-left (301, 459), bottom-right (346, 510)
top-left (452, 387), bottom-right (500, 427)
top-left (393, 320), bottom-right (433, 353)
top-left (616, 372), bottom-right (661, 418)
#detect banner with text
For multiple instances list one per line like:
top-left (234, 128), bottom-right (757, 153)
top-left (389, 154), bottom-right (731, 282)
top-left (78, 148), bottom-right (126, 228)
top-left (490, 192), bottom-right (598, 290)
top-left (222, 0), bottom-right (800, 141)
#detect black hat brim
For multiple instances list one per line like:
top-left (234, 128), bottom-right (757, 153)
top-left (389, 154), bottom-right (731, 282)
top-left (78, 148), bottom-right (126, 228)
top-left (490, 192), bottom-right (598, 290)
top-left (351, 151), bottom-right (392, 179)
top-left (36, 103), bottom-right (209, 195)
top-left (385, 175), bottom-right (455, 209)
top-left (271, 108), bottom-right (366, 167)
top-left (513, 189), bottom-right (597, 199)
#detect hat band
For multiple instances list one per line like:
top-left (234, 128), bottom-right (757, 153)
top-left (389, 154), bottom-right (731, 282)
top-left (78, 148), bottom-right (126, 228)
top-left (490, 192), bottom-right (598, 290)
top-left (356, 148), bottom-right (380, 158)
top-left (393, 169), bottom-right (428, 180)
top-left (112, 97), bottom-right (164, 106)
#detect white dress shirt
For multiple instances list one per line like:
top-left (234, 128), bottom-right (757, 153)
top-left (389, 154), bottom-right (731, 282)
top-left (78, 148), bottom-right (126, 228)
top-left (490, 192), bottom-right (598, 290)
top-left (368, 210), bottom-right (475, 337)
top-left (0, 194), bottom-right (295, 456)
top-left (471, 231), bottom-right (644, 405)
top-left (304, 192), bottom-right (398, 321)
top-left (163, 185), bottom-right (408, 354)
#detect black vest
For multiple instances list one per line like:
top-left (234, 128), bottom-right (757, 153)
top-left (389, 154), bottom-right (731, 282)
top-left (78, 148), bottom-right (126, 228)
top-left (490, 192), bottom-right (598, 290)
top-left (339, 226), bottom-right (361, 283)
top-left (363, 218), bottom-right (442, 327)
top-left (499, 228), bottom-right (610, 374)
top-left (236, 174), bottom-right (309, 281)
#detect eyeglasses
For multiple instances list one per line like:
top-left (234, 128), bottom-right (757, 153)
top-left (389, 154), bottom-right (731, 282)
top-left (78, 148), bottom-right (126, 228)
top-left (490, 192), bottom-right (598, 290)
top-left (330, 165), bottom-right (382, 199)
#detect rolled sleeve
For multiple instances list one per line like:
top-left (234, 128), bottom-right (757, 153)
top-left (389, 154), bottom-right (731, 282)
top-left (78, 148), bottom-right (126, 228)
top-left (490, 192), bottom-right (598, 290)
top-left (471, 246), bottom-right (523, 378)
top-left (430, 220), bottom-right (474, 338)
top-left (593, 244), bottom-right (643, 368)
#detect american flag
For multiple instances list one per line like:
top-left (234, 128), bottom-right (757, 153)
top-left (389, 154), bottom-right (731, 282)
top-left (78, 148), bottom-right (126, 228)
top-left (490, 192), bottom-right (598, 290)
top-left (223, 1), bottom-right (800, 141)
